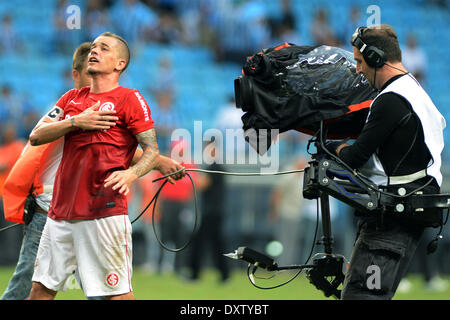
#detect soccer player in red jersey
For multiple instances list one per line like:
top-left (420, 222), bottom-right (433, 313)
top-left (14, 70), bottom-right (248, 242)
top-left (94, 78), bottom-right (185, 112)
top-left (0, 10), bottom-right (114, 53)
top-left (28, 32), bottom-right (185, 300)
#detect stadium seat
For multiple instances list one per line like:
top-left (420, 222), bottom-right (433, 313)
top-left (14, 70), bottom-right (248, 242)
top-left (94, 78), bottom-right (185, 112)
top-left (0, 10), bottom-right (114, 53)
top-left (0, 0), bottom-right (448, 148)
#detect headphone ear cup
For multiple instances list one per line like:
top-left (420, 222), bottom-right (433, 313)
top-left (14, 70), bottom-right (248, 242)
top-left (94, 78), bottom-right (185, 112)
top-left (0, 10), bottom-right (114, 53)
top-left (364, 46), bottom-right (386, 68)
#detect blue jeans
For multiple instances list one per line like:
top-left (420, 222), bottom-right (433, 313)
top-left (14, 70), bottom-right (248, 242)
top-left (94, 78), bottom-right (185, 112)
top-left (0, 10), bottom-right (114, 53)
top-left (1, 212), bottom-right (47, 300)
top-left (1, 212), bottom-right (106, 300)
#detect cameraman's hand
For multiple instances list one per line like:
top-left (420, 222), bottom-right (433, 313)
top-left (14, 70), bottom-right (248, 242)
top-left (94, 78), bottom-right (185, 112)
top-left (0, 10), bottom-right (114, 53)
top-left (72, 101), bottom-right (119, 131)
top-left (324, 140), bottom-right (349, 156)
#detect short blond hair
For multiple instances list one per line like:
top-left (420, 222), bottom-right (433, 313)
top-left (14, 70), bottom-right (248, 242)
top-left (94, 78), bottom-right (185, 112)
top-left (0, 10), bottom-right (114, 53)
top-left (98, 32), bottom-right (130, 73)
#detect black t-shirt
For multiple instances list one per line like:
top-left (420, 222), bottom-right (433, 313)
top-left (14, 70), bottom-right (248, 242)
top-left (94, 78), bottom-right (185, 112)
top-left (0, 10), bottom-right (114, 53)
top-left (339, 74), bottom-right (433, 179)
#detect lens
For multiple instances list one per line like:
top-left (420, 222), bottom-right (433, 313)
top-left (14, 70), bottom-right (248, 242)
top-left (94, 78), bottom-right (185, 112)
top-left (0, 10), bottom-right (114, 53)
top-left (234, 76), bottom-right (254, 112)
top-left (234, 77), bottom-right (243, 109)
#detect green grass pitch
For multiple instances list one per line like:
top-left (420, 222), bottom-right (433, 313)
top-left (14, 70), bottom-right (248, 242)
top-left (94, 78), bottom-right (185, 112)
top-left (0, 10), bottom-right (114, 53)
top-left (0, 266), bottom-right (449, 300)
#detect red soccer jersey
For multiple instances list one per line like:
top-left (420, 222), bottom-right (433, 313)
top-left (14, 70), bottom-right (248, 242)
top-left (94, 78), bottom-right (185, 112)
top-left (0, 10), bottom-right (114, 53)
top-left (48, 86), bottom-right (154, 220)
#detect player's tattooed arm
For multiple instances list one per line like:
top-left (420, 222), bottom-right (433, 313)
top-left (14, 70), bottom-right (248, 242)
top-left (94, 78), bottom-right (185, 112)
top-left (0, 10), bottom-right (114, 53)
top-left (104, 128), bottom-right (185, 195)
top-left (130, 128), bottom-right (160, 178)
top-left (132, 128), bottom-right (185, 183)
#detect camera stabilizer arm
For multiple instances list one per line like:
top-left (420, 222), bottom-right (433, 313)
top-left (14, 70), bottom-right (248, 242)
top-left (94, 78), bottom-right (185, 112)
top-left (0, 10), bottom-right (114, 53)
top-left (303, 156), bottom-right (450, 218)
top-left (302, 157), bottom-right (379, 212)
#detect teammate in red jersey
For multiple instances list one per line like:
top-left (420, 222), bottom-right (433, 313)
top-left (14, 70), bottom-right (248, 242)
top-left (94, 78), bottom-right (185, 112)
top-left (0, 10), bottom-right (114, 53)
top-left (28, 32), bottom-right (184, 300)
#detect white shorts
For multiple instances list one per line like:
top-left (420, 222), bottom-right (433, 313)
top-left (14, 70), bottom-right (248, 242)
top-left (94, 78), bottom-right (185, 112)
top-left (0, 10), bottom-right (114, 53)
top-left (32, 215), bottom-right (133, 297)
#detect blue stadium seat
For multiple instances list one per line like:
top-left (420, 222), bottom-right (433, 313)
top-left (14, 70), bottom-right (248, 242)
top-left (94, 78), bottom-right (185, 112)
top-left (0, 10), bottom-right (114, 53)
top-left (0, 0), bottom-right (449, 148)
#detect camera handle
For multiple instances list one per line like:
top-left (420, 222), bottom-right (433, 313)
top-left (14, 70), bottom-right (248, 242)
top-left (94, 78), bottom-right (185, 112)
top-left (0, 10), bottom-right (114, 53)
top-left (318, 192), bottom-right (334, 254)
top-left (304, 191), bottom-right (345, 299)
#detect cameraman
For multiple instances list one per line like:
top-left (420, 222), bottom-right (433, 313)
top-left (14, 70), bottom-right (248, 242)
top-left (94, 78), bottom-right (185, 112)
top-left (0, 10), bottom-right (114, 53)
top-left (327, 25), bottom-right (446, 299)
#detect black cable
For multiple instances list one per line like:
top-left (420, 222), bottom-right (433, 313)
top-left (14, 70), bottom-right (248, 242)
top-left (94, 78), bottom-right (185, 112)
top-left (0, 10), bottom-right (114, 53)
top-left (152, 167), bottom-right (305, 182)
top-left (374, 67), bottom-right (378, 91)
top-left (246, 198), bottom-right (320, 290)
top-left (132, 167), bottom-right (305, 253)
top-left (318, 121), bottom-right (434, 199)
top-left (131, 171), bottom-right (198, 253)
top-left (130, 185), bottom-right (161, 225)
top-left (135, 164), bottom-right (320, 286)
top-left (384, 63), bottom-right (408, 75)
top-left (426, 208), bottom-right (449, 254)
top-left (151, 172), bottom-right (198, 253)
top-left (435, 208), bottom-right (449, 238)
top-left (0, 223), bottom-right (21, 233)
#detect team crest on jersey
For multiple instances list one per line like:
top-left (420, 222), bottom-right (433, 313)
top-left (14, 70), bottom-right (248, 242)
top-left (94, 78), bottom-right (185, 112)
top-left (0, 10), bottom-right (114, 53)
top-left (106, 272), bottom-right (120, 288)
top-left (99, 102), bottom-right (115, 112)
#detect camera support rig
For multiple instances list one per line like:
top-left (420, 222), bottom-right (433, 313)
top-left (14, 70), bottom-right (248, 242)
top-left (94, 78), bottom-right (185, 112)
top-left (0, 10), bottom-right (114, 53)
top-left (226, 153), bottom-right (349, 299)
top-left (226, 123), bottom-right (450, 299)
top-left (299, 153), bottom-right (361, 299)
top-left (225, 149), bottom-right (355, 299)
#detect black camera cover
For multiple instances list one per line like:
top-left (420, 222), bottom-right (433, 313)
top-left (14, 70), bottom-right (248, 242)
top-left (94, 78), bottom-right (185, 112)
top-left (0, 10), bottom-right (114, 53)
top-left (235, 43), bottom-right (377, 153)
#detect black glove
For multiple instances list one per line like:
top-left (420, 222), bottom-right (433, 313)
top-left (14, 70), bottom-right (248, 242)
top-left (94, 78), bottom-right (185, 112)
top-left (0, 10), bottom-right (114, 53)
top-left (323, 140), bottom-right (345, 156)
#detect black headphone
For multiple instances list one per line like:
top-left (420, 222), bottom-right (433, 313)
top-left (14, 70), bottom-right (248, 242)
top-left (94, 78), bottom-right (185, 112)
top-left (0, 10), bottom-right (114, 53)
top-left (351, 27), bottom-right (386, 68)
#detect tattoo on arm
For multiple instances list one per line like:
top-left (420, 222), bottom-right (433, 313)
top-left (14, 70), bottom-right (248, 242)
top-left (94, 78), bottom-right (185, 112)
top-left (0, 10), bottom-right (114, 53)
top-left (131, 129), bottom-right (160, 178)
